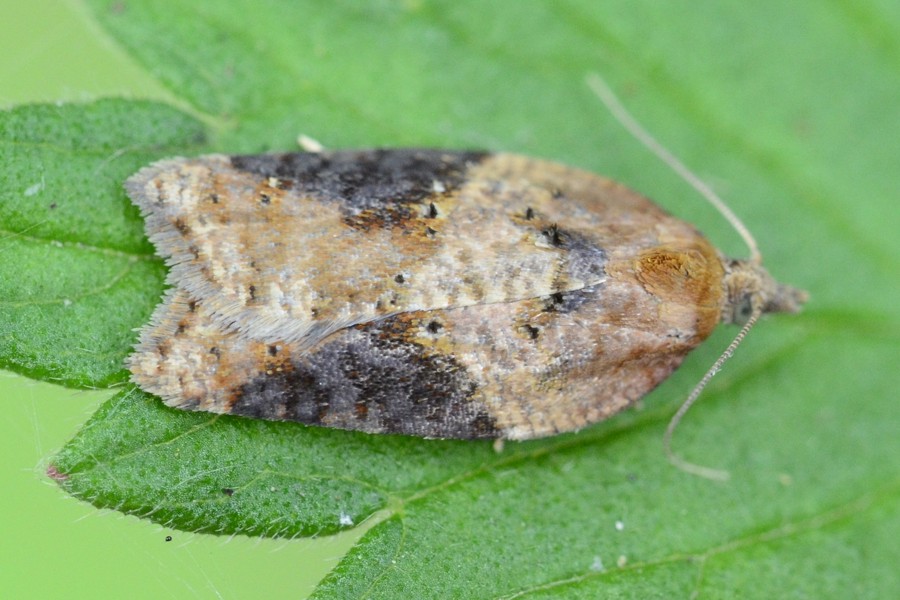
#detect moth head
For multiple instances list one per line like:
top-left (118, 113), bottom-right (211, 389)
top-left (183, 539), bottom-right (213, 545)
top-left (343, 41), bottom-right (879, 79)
top-left (721, 259), bottom-right (808, 325)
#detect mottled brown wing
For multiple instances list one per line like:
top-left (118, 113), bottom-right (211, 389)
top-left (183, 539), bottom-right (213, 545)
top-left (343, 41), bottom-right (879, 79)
top-left (130, 221), bottom-right (724, 439)
top-left (127, 151), bottom-right (676, 348)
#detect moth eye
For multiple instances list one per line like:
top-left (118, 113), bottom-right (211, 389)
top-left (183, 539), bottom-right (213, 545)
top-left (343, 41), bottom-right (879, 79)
top-left (733, 295), bottom-right (755, 324)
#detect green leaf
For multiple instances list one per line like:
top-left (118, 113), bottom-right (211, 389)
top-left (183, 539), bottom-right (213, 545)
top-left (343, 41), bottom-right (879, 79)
top-left (4, 1), bottom-right (898, 598)
top-left (0, 100), bottom-right (205, 385)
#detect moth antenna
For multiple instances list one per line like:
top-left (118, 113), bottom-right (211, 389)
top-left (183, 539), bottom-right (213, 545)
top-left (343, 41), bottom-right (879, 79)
top-left (585, 73), bottom-right (762, 264)
top-left (587, 72), bottom-right (772, 480)
top-left (663, 306), bottom-right (761, 481)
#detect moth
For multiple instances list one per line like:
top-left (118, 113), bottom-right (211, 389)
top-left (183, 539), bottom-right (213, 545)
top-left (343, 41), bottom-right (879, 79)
top-left (127, 77), bottom-right (806, 477)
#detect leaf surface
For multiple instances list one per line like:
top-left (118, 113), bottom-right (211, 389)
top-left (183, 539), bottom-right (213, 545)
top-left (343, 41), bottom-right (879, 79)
top-left (3, 1), bottom-right (897, 597)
